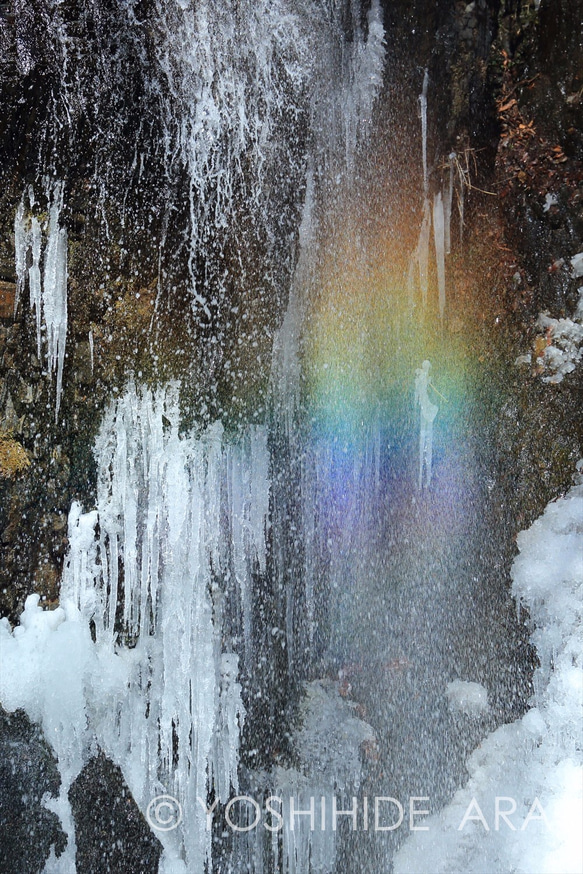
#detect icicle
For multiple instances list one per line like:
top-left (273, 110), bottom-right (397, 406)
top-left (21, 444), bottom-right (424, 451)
top-left (88, 329), bottom-right (94, 374)
top-left (433, 191), bottom-right (446, 321)
top-left (15, 181), bottom-right (68, 419)
top-left (415, 361), bottom-right (439, 489)
top-left (29, 217), bottom-right (42, 358)
top-left (14, 195), bottom-right (29, 315)
top-left (459, 171), bottom-right (466, 244)
top-left (212, 653), bottom-right (245, 805)
top-left (444, 153), bottom-right (455, 255)
top-left (51, 383), bottom-right (270, 871)
top-left (42, 181), bottom-right (68, 419)
top-left (228, 424), bottom-right (270, 668)
top-left (419, 69), bottom-right (429, 197)
top-left (417, 199), bottom-right (431, 309)
top-left (271, 167), bottom-right (315, 437)
top-left (407, 256), bottom-right (416, 312)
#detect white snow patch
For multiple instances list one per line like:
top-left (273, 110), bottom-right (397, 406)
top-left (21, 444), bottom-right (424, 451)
top-left (446, 680), bottom-right (489, 716)
top-left (570, 252), bottom-right (583, 278)
top-left (543, 192), bottom-right (558, 213)
top-left (518, 288), bottom-right (583, 382)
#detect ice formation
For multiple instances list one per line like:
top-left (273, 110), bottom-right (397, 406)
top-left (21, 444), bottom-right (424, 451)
top-left (433, 191), bottom-right (446, 320)
top-left (1, 383), bottom-right (270, 872)
top-left (239, 680), bottom-right (375, 874)
top-left (408, 75), bottom-right (452, 315)
top-left (444, 154), bottom-right (455, 255)
top-left (14, 180), bottom-right (68, 419)
top-left (0, 375), bottom-right (376, 873)
top-left (152, 0), bottom-right (384, 313)
top-left (415, 360), bottom-right (438, 489)
top-left (517, 288), bottom-right (583, 383)
top-left (394, 474), bottom-right (583, 874)
top-left (446, 680), bottom-right (489, 717)
top-left (419, 69), bottom-right (429, 196)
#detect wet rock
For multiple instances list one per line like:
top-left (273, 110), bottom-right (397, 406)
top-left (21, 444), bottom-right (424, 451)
top-left (69, 752), bottom-right (162, 874)
top-left (72, 340), bottom-right (94, 385)
top-left (0, 706), bottom-right (67, 874)
top-left (0, 280), bottom-right (15, 319)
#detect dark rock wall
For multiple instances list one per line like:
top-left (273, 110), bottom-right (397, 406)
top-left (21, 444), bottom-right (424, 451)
top-left (0, 706), bottom-right (67, 873)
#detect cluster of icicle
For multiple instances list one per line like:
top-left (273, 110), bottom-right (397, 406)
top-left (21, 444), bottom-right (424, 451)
top-left (226, 680), bottom-right (375, 874)
top-left (408, 72), bottom-right (456, 321)
top-left (14, 179), bottom-right (68, 418)
top-left (153, 0), bottom-right (385, 313)
top-left (61, 382), bottom-right (268, 871)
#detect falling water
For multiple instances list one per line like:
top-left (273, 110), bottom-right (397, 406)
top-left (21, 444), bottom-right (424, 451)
top-left (1, 1), bottom-right (563, 873)
top-left (3, 2), bottom-right (386, 872)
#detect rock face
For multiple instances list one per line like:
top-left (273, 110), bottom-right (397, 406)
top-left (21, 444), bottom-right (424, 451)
top-left (0, 706), bottom-right (67, 873)
top-left (69, 753), bottom-right (163, 874)
top-left (494, 0), bottom-right (583, 315)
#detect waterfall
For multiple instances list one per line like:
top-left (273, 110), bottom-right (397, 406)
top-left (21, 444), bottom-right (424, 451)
top-left (2, 2), bottom-right (386, 871)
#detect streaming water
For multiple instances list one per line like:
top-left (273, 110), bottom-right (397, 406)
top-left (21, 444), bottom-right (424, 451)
top-left (0, 3), bottom-right (535, 873)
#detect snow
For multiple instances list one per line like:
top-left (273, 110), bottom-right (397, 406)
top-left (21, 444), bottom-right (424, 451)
top-left (394, 471), bottom-right (583, 874)
top-left (536, 289), bottom-right (583, 383)
top-left (516, 288), bottom-right (583, 382)
top-left (446, 680), bottom-right (489, 717)
top-left (570, 252), bottom-right (583, 278)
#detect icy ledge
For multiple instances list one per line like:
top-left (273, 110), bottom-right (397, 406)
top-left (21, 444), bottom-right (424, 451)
top-left (393, 476), bottom-right (583, 874)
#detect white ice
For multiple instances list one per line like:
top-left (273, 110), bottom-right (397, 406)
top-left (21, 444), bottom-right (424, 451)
top-left (433, 191), bottom-right (446, 320)
top-left (13, 180), bottom-right (68, 418)
top-left (446, 680), bottom-right (489, 717)
top-left (415, 360), bottom-right (438, 489)
top-left (1, 383), bottom-right (268, 874)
